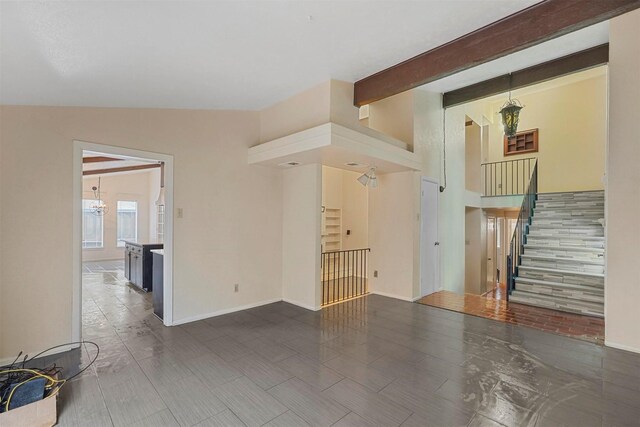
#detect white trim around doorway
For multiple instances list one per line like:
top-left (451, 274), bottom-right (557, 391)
top-left (72, 140), bottom-right (175, 343)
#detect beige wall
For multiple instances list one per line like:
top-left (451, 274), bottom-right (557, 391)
top-left (0, 106), bottom-right (283, 360)
top-left (465, 120), bottom-right (485, 295)
top-left (0, 121), bottom-right (3, 356)
top-left (259, 81), bottom-right (331, 143)
top-left (330, 80), bottom-right (362, 131)
top-left (484, 74), bottom-right (607, 193)
top-left (368, 171), bottom-right (418, 300)
top-left (465, 207), bottom-right (484, 295)
top-left (341, 170), bottom-right (369, 250)
top-left (606, 9), bottom-right (640, 353)
top-left (367, 91), bottom-right (415, 149)
top-left (322, 166), bottom-right (343, 209)
top-left (82, 171), bottom-right (157, 262)
top-left (282, 164), bottom-right (322, 310)
top-left (321, 166), bottom-right (369, 251)
top-left (465, 120), bottom-right (482, 193)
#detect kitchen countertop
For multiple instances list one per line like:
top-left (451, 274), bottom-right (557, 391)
top-left (150, 249), bottom-right (164, 255)
top-left (124, 241), bottom-right (163, 247)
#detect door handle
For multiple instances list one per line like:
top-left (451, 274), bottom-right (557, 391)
top-left (434, 242), bottom-right (440, 246)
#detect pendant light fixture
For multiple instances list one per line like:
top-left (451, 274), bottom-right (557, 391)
top-left (357, 167), bottom-right (378, 188)
top-left (499, 73), bottom-right (524, 137)
top-left (90, 177), bottom-right (109, 216)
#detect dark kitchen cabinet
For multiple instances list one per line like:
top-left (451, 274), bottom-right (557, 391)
top-left (124, 242), bottom-right (163, 292)
top-left (124, 250), bottom-right (130, 279)
top-left (152, 250), bottom-right (164, 320)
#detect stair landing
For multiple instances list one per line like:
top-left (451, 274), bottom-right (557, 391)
top-left (415, 289), bottom-right (604, 344)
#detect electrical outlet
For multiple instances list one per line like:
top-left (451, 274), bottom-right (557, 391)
top-left (177, 208), bottom-right (184, 218)
top-left (234, 284), bottom-right (239, 292)
top-left (374, 270), bottom-right (378, 278)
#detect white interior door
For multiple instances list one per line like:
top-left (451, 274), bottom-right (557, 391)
top-left (487, 217), bottom-right (496, 290)
top-left (420, 178), bottom-right (439, 297)
top-left (497, 217), bottom-right (504, 284)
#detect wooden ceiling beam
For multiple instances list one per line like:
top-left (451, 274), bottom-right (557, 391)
top-left (353, 0), bottom-right (640, 106)
top-left (83, 156), bottom-right (124, 163)
top-left (83, 164), bottom-right (160, 176)
top-left (443, 43), bottom-right (609, 108)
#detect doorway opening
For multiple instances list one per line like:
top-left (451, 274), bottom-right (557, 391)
top-left (417, 66), bottom-right (607, 344)
top-left (483, 210), bottom-right (518, 300)
top-left (73, 141), bottom-right (174, 345)
top-left (420, 177), bottom-right (439, 298)
top-left (320, 165), bottom-right (370, 306)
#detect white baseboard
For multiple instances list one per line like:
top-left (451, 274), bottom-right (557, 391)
top-left (282, 298), bottom-right (320, 311)
top-left (604, 340), bottom-right (640, 354)
top-left (1, 343), bottom-right (81, 368)
top-left (369, 291), bottom-right (414, 302)
top-left (172, 298), bottom-right (282, 326)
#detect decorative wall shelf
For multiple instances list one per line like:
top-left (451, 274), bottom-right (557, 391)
top-left (504, 128), bottom-right (539, 156)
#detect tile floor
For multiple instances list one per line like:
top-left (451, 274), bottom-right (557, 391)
top-left (26, 261), bottom-right (640, 426)
top-left (416, 288), bottom-right (605, 345)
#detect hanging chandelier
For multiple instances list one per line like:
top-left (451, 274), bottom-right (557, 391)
top-left (499, 74), bottom-right (524, 137)
top-left (90, 177), bottom-right (109, 216)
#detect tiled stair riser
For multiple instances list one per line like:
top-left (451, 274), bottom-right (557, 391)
top-left (534, 201), bottom-right (604, 210)
top-left (525, 236), bottom-right (604, 248)
top-left (520, 257), bottom-right (604, 274)
top-left (514, 282), bottom-right (604, 303)
top-left (515, 276), bottom-right (604, 292)
top-left (524, 247), bottom-right (603, 260)
top-left (518, 267), bottom-right (604, 288)
top-left (528, 227), bottom-right (604, 237)
top-left (510, 292), bottom-right (604, 317)
top-left (533, 210), bottom-right (604, 219)
top-left (532, 218), bottom-right (602, 226)
top-left (536, 191), bottom-right (605, 200)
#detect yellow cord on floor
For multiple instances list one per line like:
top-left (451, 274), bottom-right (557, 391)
top-left (0, 368), bottom-right (66, 412)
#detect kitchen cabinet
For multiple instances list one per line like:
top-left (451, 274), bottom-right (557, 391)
top-left (151, 250), bottom-right (164, 320)
top-left (124, 242), bottom-right (163, 291)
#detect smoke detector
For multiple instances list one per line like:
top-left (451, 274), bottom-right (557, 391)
top-left (278, 161), bottom-right (301, 167)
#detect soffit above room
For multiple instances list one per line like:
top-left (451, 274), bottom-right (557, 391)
top-left (0, 0), bottom-right (540, 110)
top-left (248, 122), bottom-right (421, 173)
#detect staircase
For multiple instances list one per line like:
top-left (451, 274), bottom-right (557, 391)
top-left (509, 191), bottom-right (605, 317)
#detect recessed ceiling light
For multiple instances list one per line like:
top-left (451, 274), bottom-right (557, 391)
top-left (278, 161), bottom-right (301, 167)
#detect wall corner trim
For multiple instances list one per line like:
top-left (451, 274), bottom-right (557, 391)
top-left (604, 340), bottom-right (640, 354)
top-left (0, 343), bottom-right (81, 368)
top-left (282, 298), bottom-right (320, 312)
top-left (172, 298), bottom-right (282, 326)
top-left (369, 291), bottom-right (415, 302)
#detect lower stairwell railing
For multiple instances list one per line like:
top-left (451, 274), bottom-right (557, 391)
top-left (506, 160), bottom-right (538, 300)
top-left (321, 248), bottom-right (370, 306)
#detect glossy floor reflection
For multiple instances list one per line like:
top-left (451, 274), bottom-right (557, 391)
top-left (37, 261), bottom-right (640, 426)
top-left (416, 289), bottom-right (605, 345)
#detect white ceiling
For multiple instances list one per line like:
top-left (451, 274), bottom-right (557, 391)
top-left (0, 0), bottom-right (541, 110)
